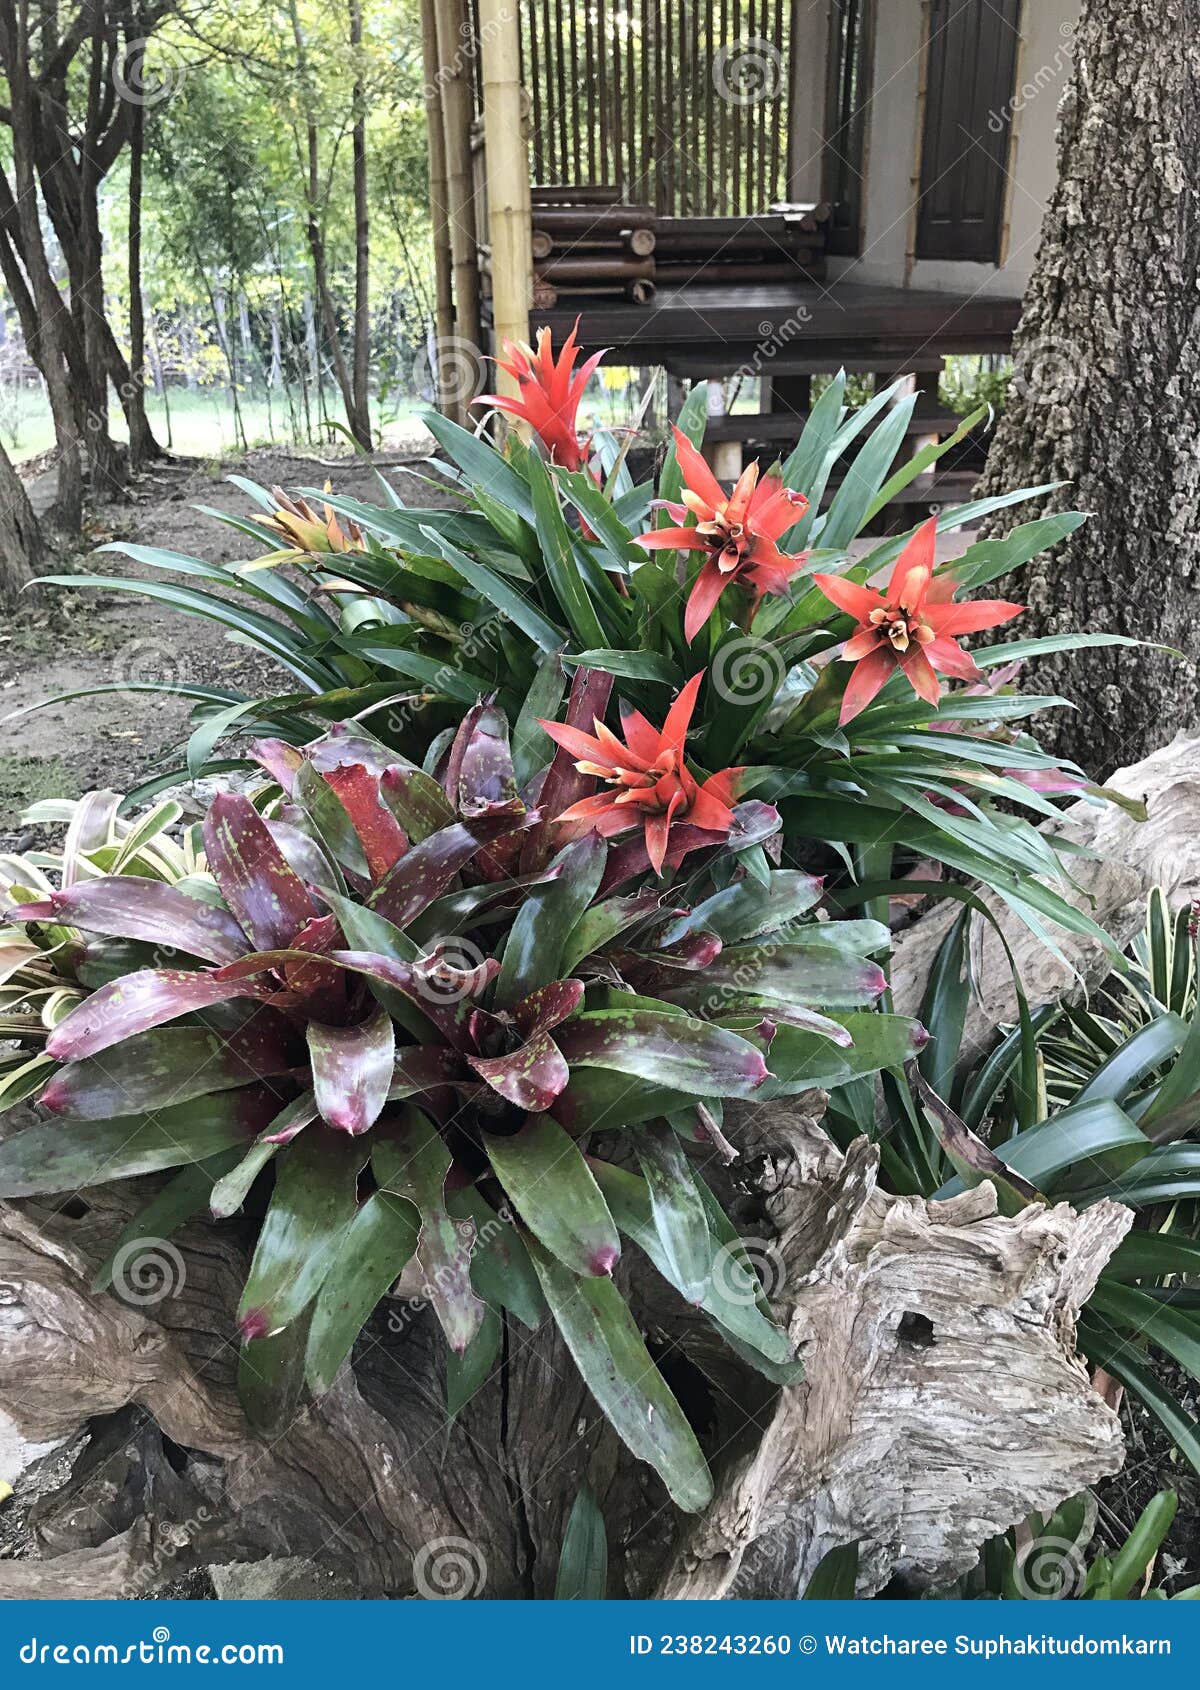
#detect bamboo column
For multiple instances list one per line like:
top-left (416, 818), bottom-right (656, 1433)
top-left (433, 0), bottom-right (483, 410)
top-left (419, 0), bottom-right (458, 419)
top-left (479, 0), bottom-right (532, 403)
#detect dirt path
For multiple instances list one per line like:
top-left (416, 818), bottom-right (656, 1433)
top-left (0, 450), bottom-right (440, 835)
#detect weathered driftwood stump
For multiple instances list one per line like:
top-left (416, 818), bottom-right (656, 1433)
top-left (0, 1092), bottom-right (1129, 1601)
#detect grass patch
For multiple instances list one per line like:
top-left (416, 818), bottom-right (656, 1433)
top-left (0, 753), bottom-right (78, 829)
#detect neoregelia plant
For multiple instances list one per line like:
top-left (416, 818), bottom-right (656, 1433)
top-left (0, 684), bottom-right (922, 1511)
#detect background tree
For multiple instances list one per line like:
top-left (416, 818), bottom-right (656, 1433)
top-left (976, 0), bottom-right (1200, 772)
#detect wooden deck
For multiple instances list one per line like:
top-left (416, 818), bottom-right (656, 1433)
top-left (523, 280), bottom-right (1021, 377)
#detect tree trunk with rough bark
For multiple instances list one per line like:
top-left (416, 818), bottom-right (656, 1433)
top-left (0, 440), bottom-right (43, 607)
top-left (975, 0), bottom-right (1200, 772)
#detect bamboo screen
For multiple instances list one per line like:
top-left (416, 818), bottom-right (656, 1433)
top-left (514, 0), bottom-right (796, 216)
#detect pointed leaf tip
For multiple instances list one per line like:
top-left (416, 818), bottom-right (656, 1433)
top-left (239, 1307), bottom-right (270, 1342)
top-left (590, 1244), bottom-right (619, 1277)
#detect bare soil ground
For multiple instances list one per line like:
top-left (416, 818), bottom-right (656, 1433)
top-left (0, 449), bottom-right (442, 840)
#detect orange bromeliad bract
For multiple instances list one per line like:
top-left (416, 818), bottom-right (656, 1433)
top-left (538, 672), bottom-right (741, 874)
top-left (636, 426), bottom-right (811, 644)
top-left (475, 319), bottom-right (604, 473)
top-left (812, 517), bottom-right (1025, 725)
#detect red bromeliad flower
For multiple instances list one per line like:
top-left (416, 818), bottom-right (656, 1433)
top-left (812, 517), bottom-right (1025, 725)
top-left (636, 427), bottom-right (810, 644)
top-left (474, 319), bottom-right (603, 472)
top-left (538, 672), bottom-right (741, 874)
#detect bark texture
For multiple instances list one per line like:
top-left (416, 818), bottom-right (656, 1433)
top-left (0, 443), bottom-right (42, 607)
top-left (0, 1097), bottom-right (1128, 1602)
top-left (975, 1), bottom-right (1200, 770)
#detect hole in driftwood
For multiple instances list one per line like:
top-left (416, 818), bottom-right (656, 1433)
top-left (897, 1310), bottom-right (935, 1348)
top-left (57, 1197), bottom-right (89, 1221)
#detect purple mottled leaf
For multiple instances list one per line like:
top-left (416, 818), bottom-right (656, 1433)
top-left (387, 1044), bottom-right (467, 1101)
top-left (267, 813), bottom-right (339, 888)
top-left (514, 977), bottom-right (585, 1038)
top-left (443, 700), bottom-right (521, 818)
top-left (307, 726), bottom-right (454, 842)
top-left (522, 666), bottom-right (613, 872)
top-left (469, 1032), bottom-right (570, 1111)
top-left (483, 1114), bottom-right (620, 1278)
top-left (369, 812), bottom-right (535, 928)
top-left (40, 1008), bottom-right (297, 1118)
top-left (326, 949), bottom-right (473, 1048)
top-left (555, 1008), bottom-right (770, 1097)
top-left (203, 792), bottom-right (318, 952)
top-left (655, 938), bottom-right (888, 1012)
top-left (373, 1107), bottom-right (485, 1354)
top-left (320, 763), bottom-right (409, 880)
top-left (260, 1090), bottom-right (320, 1144)
top-left (7, 878), bottom-right (250, 965)
top-left (308, 1004), bottom-right (395, 1135)
top-left (46, 968), bottom-right (272, 1062)
top-left (250, 738), bottom-right (305, 795)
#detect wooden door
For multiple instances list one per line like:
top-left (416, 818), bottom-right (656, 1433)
top-left (916, 0), bottom-right (1022, 263)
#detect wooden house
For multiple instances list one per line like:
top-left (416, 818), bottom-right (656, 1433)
top-left (421, 0), bottom-right (1078, 482)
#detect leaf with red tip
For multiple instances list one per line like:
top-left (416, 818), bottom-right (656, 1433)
top-left (8, 878), bottom-right (250, 964)
top-left (555, 1007), bottom-right (770, 1097)
top-left (0, 1088), bottom-right (278, 1198)
top-left (203, 791), bottom-right (318, 952)
top-left (40, 1010), bottom-right (297, 1119)
top-left (483, 1113), bottom-right (620, 1278)
top-left (45, 968), bottom-right (272, 1062)
top-left (320, 763), bottom-right (409, 880)
top-left (308, 1004), bottom-right (395, 1135)
top-left (372, 1107), bottom-right (485, 1354)
top-left (600, 799), bottom-right (781, 893)
top-left (237, 1128), bottom-right (366, 1339)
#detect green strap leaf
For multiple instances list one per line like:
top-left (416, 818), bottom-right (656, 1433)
top-left (305, 1190), bottom-right (419, 1395)
top-left (237, 1130), bottom-right (366, 1339)
top-left (484, 1114), bottom-right (620, 1278)
top-left (527, 1235), bottom-right (713, 1513)
top-left (555, 1485), bottom-right (609, 1600)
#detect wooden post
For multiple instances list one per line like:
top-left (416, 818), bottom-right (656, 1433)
top-left (419, 0), bottom-right (458, 419)
top-left (433, 0), bottom-right (482, 410)
top-left (479, 0), bottom-right (531, 406)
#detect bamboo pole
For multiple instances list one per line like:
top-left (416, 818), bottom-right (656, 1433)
top-left (419, 0), bottom-right (458, 420)
top-left (479, 0), bottom-right (532, 409)
top-left (434, 0), bottom-right (483, 414)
